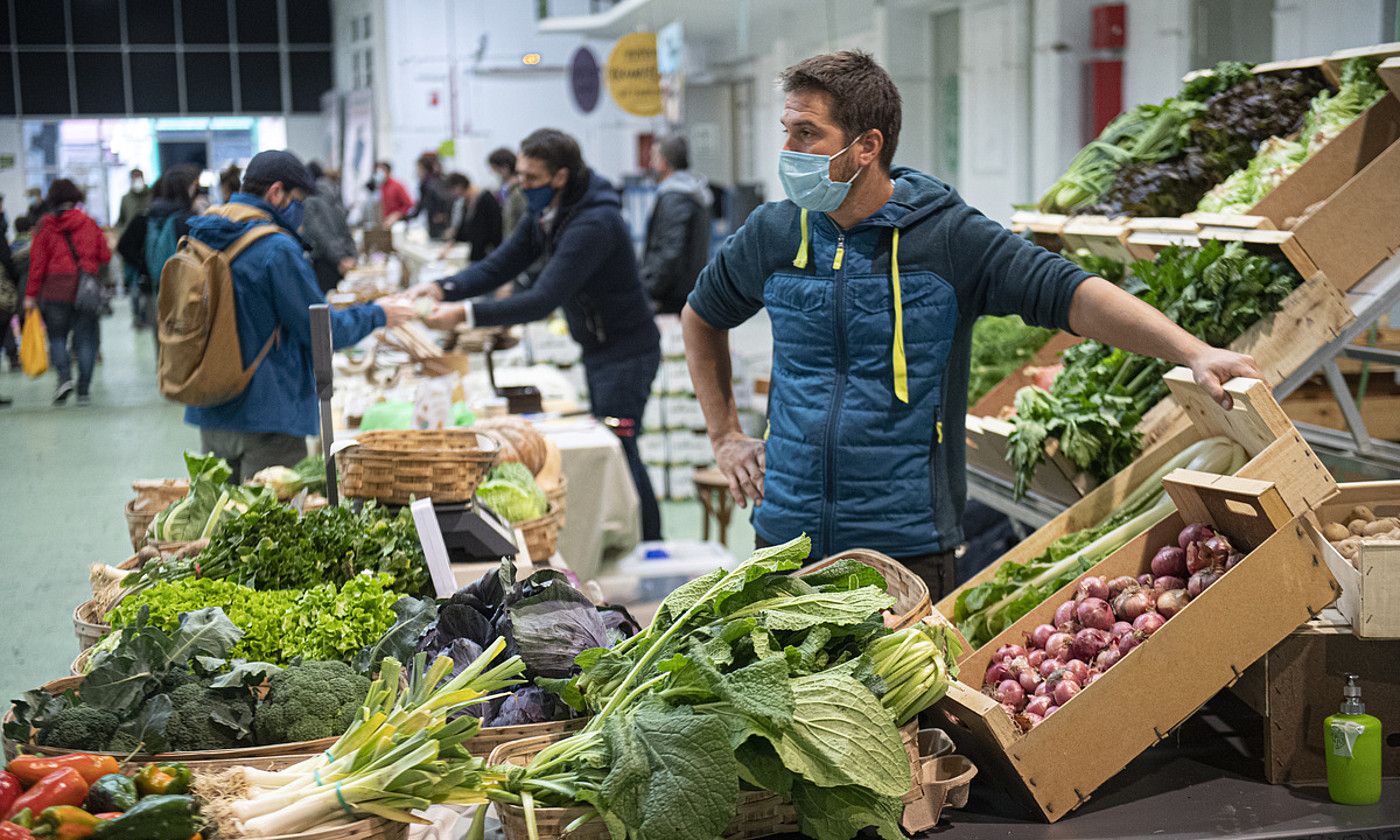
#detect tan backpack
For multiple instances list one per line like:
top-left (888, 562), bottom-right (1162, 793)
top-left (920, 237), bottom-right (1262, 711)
top-left (157, 211), bottom-right (284, 407)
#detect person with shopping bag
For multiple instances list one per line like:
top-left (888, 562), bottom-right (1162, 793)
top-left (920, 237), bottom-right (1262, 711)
top-left (23, 179), bottom-right (111, 405)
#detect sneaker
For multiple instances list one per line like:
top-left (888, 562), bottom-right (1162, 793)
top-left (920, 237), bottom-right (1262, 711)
top-left (53, 380), bottom-right (74, 405)
top-left (75, 394), bottom-right (92, 406)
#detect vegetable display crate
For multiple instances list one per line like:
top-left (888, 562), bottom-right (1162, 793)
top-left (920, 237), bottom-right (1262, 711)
top-left (1058, 216), bottom-right (1136, 264)
top-left (124, 478), bottom-right (189, 550)
top-left (335, 429), bottom-right (498, 504)
top-left (933, 470), bottom-right (1341, 821)
top-left (939, 370), bottom-right (1338, 650)
top-left (1312, 481), bottom-right (1400, 638)
top-left (800, 549), bottom-right (931, 630)
top-left (252, 819), bottom-right (408, 840)
top-left (1009, 211), bottom-right (1069, 251)
top-left (1230, 610), bottom-right (1400, 783)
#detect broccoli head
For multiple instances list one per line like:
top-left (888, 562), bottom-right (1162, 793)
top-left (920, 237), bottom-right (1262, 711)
top-left (157, 666), bottom-right (200, 696)
top-left (36, 706), bottom-right (121, 750)
top-left (167, 682), bottom-right (254, 751)
top-left (253, 660), bottom-right (370, 745)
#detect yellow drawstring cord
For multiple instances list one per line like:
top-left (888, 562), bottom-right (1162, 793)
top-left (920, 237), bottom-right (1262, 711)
top-left (891, 228), bottom-right (908, 404)
top-left (792, 208), bottom-right (809, 269)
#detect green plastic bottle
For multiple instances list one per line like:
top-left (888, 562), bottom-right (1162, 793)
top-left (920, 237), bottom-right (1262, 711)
top-left (1325, 673), bottom-right (1382, 805)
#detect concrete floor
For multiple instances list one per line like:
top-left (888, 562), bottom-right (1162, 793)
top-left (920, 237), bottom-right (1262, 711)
top-left (0, 304), bottom-right (751, 706)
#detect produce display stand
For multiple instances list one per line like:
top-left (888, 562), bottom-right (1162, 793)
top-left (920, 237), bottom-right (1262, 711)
top-left (946, 369), bottom-right (1338, 629)
top-left (1311, 481), bottom-right (1400, 638)
top-left (932, 469), bottom-right (1341, 822)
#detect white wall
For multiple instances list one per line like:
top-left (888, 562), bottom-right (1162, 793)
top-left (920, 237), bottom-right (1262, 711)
top-left (0, 122), bottom-right (25, 232)
top-left (283, 115), bottom-right (327, 162)
top-left (1272, 0), bottom-right (1390, 59)
top-left (1123, 0), bottom-right (1193, 109)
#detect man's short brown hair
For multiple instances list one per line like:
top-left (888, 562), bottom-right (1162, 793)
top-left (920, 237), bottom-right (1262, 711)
top-left (779, 50), bottom-right (901, 170)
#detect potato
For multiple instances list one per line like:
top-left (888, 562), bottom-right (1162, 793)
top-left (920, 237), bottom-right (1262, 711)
top-left (1350, 505), bottom-right (1376, 523)
top-left (1336, 537), bottom-right (1362, 561)
top-left (1362, 519), bottom-right (1395, 536)
top-left (1322, 522), bottom-right (1351, 541)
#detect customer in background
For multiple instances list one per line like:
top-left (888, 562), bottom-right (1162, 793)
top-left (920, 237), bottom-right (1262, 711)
top-left (183, 150), bottom-right (413, 482)
top-left (116, 164), bottom-right (200, 347)
top-left (414, 129), bottom-right (664, 543)
top-left (23, 179), bottom-right (112, 406)
top-left (409, 153), bottom-right (454, 240)
top-left (375, 161), bottom-right (414, 227)
top-left (301, 161), bottom-right (358, 293)
top-left (640, 135), bottom-right (712, 315)
top-left (438, 173), bottom-right (503, 263)
top-left (4, 216), bottom-right (34, 374)
top-left (489, 148), bottom-right (528, 239)
top-left (115, 168), bottom-right (154, 329)
top-left (115, 168), bottom-right (152, 233)
top-left (218, 165), bottom-right (242, 205)
top-left (0, 201), bottom-right (19, 381)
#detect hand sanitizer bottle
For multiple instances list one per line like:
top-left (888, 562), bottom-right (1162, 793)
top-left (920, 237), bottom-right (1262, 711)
top-left (1325, 673), bottom-right (1382, 805)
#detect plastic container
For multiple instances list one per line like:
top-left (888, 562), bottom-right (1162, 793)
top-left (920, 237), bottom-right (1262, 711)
top-left (1325, 673), bottom-right (1383, 805)
top-left (594, 540), bottom-right (737, 606)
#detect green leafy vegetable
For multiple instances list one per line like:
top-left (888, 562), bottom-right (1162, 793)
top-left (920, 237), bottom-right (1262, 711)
top-left (968, 315), bottom-right (1058, 405)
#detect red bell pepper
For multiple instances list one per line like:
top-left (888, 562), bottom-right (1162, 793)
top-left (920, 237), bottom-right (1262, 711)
top-left (3, 768), bottom-right (88, 821)
top-left (8, 755), bottom-right (120, 787)
top-left (0, 771), bottom-right (22, 816)
top-left (0, 822), bottom-right (34, 839)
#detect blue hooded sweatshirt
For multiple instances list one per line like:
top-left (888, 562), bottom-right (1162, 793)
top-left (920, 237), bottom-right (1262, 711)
top-left (687, 167), bottom-right (1091, 560)
top-left (184, 194), bottom-right (386, 437)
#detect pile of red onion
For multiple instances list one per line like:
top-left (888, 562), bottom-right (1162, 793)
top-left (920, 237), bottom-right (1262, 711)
top-left (982, 522), bottom-right (1241, 730)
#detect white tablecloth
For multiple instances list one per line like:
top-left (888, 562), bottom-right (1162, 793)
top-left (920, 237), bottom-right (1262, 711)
top-left (538, 417), bottom-right (641, 579)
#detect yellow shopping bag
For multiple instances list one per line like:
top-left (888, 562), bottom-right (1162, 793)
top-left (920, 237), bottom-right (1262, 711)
top-left (20, 308), bottom-right (48, 378)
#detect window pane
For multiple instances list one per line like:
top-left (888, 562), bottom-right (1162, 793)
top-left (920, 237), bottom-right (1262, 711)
top-left (286, 0), bottom-right (331, 43)
top-left (71, 0), bottom-right (123, 45)
top-left (126, 0), bottom-right (176, 44)
top-left (75, 52), bottom-right (125, 114)
top-left (238, 50), bottom-right (281, 112)
top-left (288, 50), bottom-right (331, 112)
top-left (181, 0), bottom-right (229, 44)
top-left (0, 0), bottom-right (10, 45)
top-left (236, 0), bottom-right (279, 43)
top-left (184, 51), bottom-right (232, 112)
top-left (0, 52), bottom-right (14, 115)
top-left (15, 1), bottom-right (66, 44)
top-left (18, 52), bottom-right (70, 115)
top-left (130, 52), bottom-right (179, 112)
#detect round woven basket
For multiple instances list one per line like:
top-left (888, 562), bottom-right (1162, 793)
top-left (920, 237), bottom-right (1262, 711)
top-left (544, 477), bottom-right (568, 528)
top-left (799, 549), bottom-right (932, 630)
top-left (72, 601), bottom-right (107, 652)
top-left (253, 818), bottom-right (409, 840)
top-left (518, 508), bottom-right (563, 563)
top-left (490, 735), bottom-right (796, 840)
top-left (467, 716), bottom-right (585, 759)
top-left (337, 429), bottom-right (498, 505)
top-left (124, 479), bottom-right (190, 550)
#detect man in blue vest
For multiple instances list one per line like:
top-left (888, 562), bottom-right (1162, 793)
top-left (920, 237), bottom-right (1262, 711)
top-left (683, 51), bottom-right (1260, 596)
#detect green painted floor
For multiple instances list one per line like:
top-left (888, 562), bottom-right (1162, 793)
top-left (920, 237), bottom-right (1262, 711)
top-left (0, 304), bottom-right (751, 707)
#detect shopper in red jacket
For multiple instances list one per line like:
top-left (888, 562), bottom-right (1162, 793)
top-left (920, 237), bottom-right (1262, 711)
top-left (374, 161), bottom-right (414, 227)
top-left (23, 179), bottom-right (112, 405)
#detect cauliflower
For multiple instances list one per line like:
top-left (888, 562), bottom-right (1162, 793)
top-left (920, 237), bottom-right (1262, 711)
top-left (252, 661), bottom-right (370, 745)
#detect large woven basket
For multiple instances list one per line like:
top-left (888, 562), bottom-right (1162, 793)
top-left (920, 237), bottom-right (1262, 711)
top-left (72, 601), bottom-right (108, 652)
top-left (490, 735), bottom-right (798, 840)
top-left (255, 819), bottom-right (408, 840)
top-left (544, 477), bottom-right (568, 528)
top-left (124, 479), bottom-right (190, 550)
top-left (518, 508), bottom-right (563, 562)
top-left (3, 676), bottom-right (339, 767)
top-left (799, 549), bottom-right (932, 630)
top-left (468, 716), bottom-right (585, 759)
top-left (337, 429), bottom-right (498, 504)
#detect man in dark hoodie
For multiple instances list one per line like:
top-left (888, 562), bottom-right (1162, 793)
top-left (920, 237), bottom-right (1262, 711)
top-left (683, 51), bottom-right (1261, 595)
top-left (640, 135), bottom-right (712, 314)
top-left (184, 150), bottom-right (413, 482)
top-left (414, 128), bottom-right (663, 543)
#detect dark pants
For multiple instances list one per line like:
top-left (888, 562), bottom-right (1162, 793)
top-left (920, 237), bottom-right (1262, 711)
top-left (200, 428), bottom-right (307, 484)
top-left (312, 257), bottom-right (341, 294)
top-left (40, 301), bottom-right (100, 395)
top-left (1, 311), bottom-right (17, 367)
top-left (585, 347), bottom-right (663, 542)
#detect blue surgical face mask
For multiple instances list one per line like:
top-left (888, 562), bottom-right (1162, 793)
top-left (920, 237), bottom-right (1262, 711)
top-left (278, 199), bottom-right (305, 231)
top-left (778, 135), bottom-right (863, 213)
top-left (523, 184), bottom-right (557, 215)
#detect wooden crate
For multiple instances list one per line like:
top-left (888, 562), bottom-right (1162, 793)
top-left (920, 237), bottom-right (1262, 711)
top-left (1009, 211), bottom-right (1069, 252)
top-left (1059, 216), bottom-right (1135, 264)
top-left (1231, 610), bottom-right (1400, 783)
top-left (1322, 41), bottom-right (1400, 88)
top-left (938, 370), bottom-right (1337, 634)
top-left (933, 471), bottom-right (1341, 822)
top-left (1310, 481), bottom-right (1400, 638)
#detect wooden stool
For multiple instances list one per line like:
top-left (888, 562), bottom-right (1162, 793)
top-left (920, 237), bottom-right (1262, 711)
top-left (693, 467), bottom-right (734, 547)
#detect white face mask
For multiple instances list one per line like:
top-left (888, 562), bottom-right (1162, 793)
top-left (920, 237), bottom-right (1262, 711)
top-left (131, 178), bottom-right (145, 191)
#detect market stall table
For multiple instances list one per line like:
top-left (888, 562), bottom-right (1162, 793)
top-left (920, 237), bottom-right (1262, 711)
top-left (393, 228), bottom-right (468, 284)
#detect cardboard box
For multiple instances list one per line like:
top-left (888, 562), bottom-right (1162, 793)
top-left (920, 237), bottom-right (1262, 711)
top-left (933, 471), bottom-right (1341, 821)
top-left (1231, 610), bottom-right (1400, 783)
top-left (1311, 481), bottom-right (1400, 638)
top-left (939, 370), bottom-right (1339, 637)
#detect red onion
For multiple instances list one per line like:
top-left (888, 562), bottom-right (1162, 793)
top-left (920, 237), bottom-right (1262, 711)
top-left (1156, 588), bottom-right (1189, 618)
top-left (1087, 670), bottom-right (1103, 686)
top-left (1095, 646), bottom-right (1121, 670)
top-left (995, 644), bottom-right (1026, 662)
top-left (1038, 658), bottom-right (1059, 678)
top-left (1076, 597), bottom-right (1115, 631)
top-left (1007, 655), bottom-right (1032, 676)
top-left (1118, 632), bottom-right (1142, 655)
top-left (1044, 704), bottom-right (1060, 718)
top-left (1225, 551), bottom-right (1243, 570)
top-left (1107, 575), bottom-right (1138, 597)
top-left (1138, 573), bottom-right (1153, 587)
top-left (1151, 545), bottom-right (1188, 578)
top-left (1029, 649), bottom-right (1048, 667)
top-left (1061, 659), bottom-right (1090, 685)
top-left (1034, 680), bottom-right (1051, 696)
top-left (1179, 523), bottom-right (1215, 550)
top-left (1186, 533), bottom-right (1232, 574)
top-left (985, 662), bottom-right (1012, 685)
top-left (1053, 600), bottom-right (1076, 628)
top-left (1024, 712), bottom-right (1045, 729)
top-left (1045, 631), bottom-right (1074, 660)
top-left (996, 679), bottom-right (1026, 710)
top-left (1112, 588), bottom-right (1155, 622)
top-left (1153, 575), bottom-right (1187, 594)
top-left (1026, 694), bottom-right (1052, 717)
top-left (1053, 678), bottom-right (1080, 706)
top-left (1188, 568), bottom-right (1223, 597)
top-left (1018, 670), bottom-right (1040, 693)
top-left (1071, 628), bottom-right (1112, 661)
top-left (1133, 611), bottom-right (1166, 636)
top-left (1029, 624), bottom-right (1056, 649)
top-left (1076, 576), bottom-right (1109, 603)
top-left (1110, 620), bottom-right (1134, 640)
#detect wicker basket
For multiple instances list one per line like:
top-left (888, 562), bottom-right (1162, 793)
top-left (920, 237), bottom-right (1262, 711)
top-left (468, 716), bottom-right (585, 759)
top-left (337, 429), bottom-right (498, 505)
top-left (490, 736), bottom-right (798, 840)
top-left (544, 478), bottom-right (568, 528)
top-left (255, 819), bottom-right (409, 840)
top-left (518, 508), bottom-right (563, 562)
top-left (799, 549), bottom-right (932, 630)
top-left (124, 479), bottom-right (190, 550)
top-left (3, 676), bottom-right (339, 767)
top-left (72, 601), bottom-right (107, 651)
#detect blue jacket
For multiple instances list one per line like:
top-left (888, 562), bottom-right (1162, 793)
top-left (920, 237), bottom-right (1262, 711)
top-left (688, 167), bottom-right (1090, 559)
top-left (184, 195), bottom-right (386, 437)
top-left (437, 170), bottom-right (659, 364)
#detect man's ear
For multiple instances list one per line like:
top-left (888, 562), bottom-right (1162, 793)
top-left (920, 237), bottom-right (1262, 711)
top-left (551, 167), bottom-right (570, 191)
top-left (857, 130), bottom-right (884, 169)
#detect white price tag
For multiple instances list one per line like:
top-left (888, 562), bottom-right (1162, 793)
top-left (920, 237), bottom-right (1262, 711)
top-left (514, 527), bottom-right (533, 567)
top-left (410, 498), bottom-right (458, 598)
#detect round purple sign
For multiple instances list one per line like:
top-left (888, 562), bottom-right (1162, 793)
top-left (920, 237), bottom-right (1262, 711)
top-left (570, 47), bottom-right (601, 114)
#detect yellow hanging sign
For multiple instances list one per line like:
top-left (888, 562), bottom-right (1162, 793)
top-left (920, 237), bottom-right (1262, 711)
top-left (606, 32), bottom-right (662, 117)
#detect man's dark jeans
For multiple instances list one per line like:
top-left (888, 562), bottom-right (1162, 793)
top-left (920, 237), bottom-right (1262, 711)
top-left (40, 301), bottom-right (100, 395)
top-left (585, 346), bottom-right (663, 542)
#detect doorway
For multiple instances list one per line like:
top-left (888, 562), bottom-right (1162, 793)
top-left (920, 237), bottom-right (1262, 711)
top-left (158, 141), bottom-right (208, 172)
